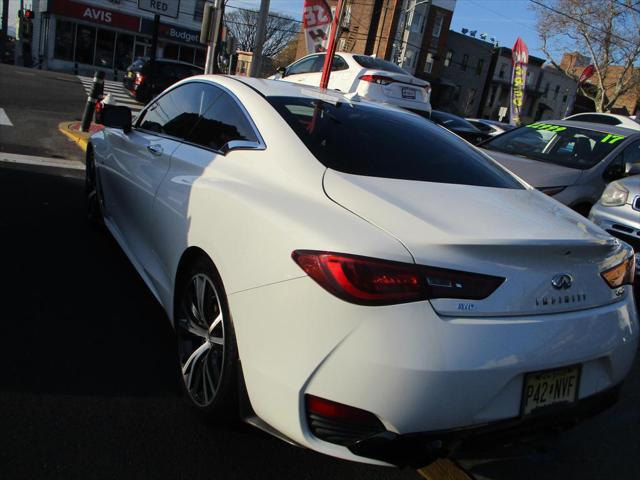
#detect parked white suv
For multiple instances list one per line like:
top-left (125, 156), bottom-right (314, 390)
top-left (271, 52), bottom-right (432, 117)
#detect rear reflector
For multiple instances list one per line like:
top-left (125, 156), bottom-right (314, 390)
top-left (134, 72), bottom-right (146, 85)
top-left (306, 395), bottom-right (386, 446)
top-left (359, 74), bottom-right (395, 85)
top-left (292, 250), bottom-right (504, 306)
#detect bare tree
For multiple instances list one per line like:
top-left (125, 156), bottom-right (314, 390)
top-left (224, 9), bottom-right (300, 59)
top-left (532, 0), bottom-right (640, 112)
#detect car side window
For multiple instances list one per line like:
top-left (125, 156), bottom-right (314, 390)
top-left (332, 55), bottom-right (349, 71)
top-left (137, 82), bottom-right (220, 140)
top-left (287, 56), bottom-right (319, 75)
top-left (186, 89), bottom-right (259, 151)
top-left (622, 140), bottom-right (640, 164)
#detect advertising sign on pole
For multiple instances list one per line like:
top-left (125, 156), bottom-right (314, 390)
top-left (302, 0), bottom-right (333, 54)
top-left (564, 64), bottom-right (595, 117)
top-left (509, 37), bottom-right (529, 126)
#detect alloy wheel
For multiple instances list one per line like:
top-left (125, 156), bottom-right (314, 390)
top-left (177, 273), bottom-right (225, 407)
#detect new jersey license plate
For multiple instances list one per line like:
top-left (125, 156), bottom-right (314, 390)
top-left (522, 365), bottom-right (580, 416)
top-left (402, 87), bottom-right (416, 99)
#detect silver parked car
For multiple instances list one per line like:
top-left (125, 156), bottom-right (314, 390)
top-left (480, 120), bottom-right (640, 215)
top-left (590, 175), bottom-right (640, 260)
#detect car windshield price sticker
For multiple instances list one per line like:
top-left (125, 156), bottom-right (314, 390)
top-left (526, 123), bottom-right (567, 132)
top-left (522, 365), bottom-right (580, 416)
top-left (600, 133), bottom-right (626, 144)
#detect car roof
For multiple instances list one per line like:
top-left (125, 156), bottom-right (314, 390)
top-left (567, 112), bottom-right (631, 121)
top-left (533, 119), bottom-right (640, 136)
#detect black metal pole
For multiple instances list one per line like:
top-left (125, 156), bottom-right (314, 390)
top-left (80, 70), bottom-right (105, 132)
top-left (149, 14), bottom-right (160, 95)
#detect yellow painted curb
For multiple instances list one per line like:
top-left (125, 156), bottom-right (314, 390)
top-left (417, 459), bottom-right (474, 480)
top-left (58, 121), bottom-right (89, 152)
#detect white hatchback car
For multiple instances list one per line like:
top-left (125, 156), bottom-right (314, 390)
top-left (565, 112), bottom-right (640, 131)
top-left (271, 52), bottom-right (432, 117)
top-left (90, 76), bottom-right (637, 467)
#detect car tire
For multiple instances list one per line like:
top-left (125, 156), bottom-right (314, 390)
top-left (175, 256), bottom-right (238, 419)
top-left (85, 147), bottom-right (104, 226)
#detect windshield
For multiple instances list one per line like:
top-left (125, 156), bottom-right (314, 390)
top-left (482, 123), bottom-right (626, 170)
top-left (353, 55), bottom-right (408, 75)
top-left (267, 96), bottom-right (523, 189)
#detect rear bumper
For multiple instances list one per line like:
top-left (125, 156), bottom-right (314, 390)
top-left (349, 382), bottom-right (622, 467)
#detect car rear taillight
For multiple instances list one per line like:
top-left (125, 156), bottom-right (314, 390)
top-left (601, 255), bottom-right (635, 288)
top-left (134, 72), bottom-right (146, 85)
top-left (292, 250), bottom-right (504, 306)
top-left (359, 74), bottom-right (395, 85)
top-left (306, 395), bottom-right (386, 446)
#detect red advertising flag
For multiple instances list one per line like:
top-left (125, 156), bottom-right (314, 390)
top-left (509, 37), bottom-right (529, 126)
top-left (302, 0), bottom-right (333, 54)
top-left (578, 64), bottom-right (595, 85)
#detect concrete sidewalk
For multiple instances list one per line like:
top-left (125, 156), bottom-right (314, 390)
top-left (58, 121), bottom-right (103, 153)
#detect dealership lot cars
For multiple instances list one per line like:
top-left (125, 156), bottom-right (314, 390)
top-left (88, 76), bottom-right (638, 467)
top-left (480, 121), bottom-right (640, 215)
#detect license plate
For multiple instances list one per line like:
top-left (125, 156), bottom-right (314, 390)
top-left (521, 365), bottom-right (580, 416)
top-left (402, 87), bottom-right (416, 99)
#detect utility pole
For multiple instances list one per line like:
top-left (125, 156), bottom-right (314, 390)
top-left (249, 0), bottom-right (270, 77)
top-left (201, 0), bottom-right (223, 75)
top-left (1, 0), bottom-right (9, 40)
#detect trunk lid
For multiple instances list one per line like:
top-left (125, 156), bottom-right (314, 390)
top-left (323, 169), bottom-right (627, 317)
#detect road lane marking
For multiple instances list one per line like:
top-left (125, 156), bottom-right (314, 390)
top-left (0, 152), bottom-right (84, 170)
top-left (0, 108), bottom-right (13, 126)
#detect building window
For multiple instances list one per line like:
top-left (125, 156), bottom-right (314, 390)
top-left (453, 85), bottom-right (461, 101)
top-left (498, 63), bottom-right (507, 78)
top-left (562, 94), bottom-right (568, 103)
top-left (338, 38), bottom-right (346, 51)
top-left (404, 48), bottom-right (416, 68)
top-left (432, 12), bottom-right (444, 38)
top-left (195, 48), bottom-right (206, 67)
top-left (75, 24), bottom-right (96, 65)
top-left (180, 46), bottom-right (195, 64)
top-left (411, 13), bottom-right (423, 33)
top-left (554, 85), bottom-right (560, 100)
top-left (544, 82), bottom-right (550, 97)
top-left (163, 43), bottom-right (180, 60)
top-left (475, 58), bottom-right (484, 75)
top-left (444, 50), bottom-right (452, 67)
top-left (466, 88), bottom-right (477, 113)
top-left (488, 85), bottom-right (497, 106)
top-left (461, 54), bottom-right (468, 71)
top-left (424, 52), bottom-right (434, 73)
top-left (54, 20), bottom-right (74, 61)
top-left (115, 33), bottom-right (134, 71)
top-left (194, 0), bottom-right (206, 21)
top-left (342, 4), bottom-right (352, 28)
top-left (95, 29), bottom-right (115, 68)
top-left (526, 71), bottom-right (534, 85)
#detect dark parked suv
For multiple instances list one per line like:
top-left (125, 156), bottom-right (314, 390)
top-left (123, 58), bottom-right (203, 104)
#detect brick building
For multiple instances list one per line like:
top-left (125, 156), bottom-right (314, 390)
top-left (294, 0), bottom-right (456, 84)
top-left (561, 52), bottom-right (640, 115)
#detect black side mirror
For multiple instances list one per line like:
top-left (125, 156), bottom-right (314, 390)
top-left (625, 161), bottom-right (640, 176)
top-left (100, 105), bottom-right (132, 133)
top-left (277, 66), bottom-right (287, 77)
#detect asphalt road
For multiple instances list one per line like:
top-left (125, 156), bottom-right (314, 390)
top-left (0, 65), bottom-right (638, 480)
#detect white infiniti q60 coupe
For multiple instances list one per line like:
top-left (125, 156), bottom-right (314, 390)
top-left (88, 75), bottom-right (638, 467)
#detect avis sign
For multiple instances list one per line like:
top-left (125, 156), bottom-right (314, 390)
top-left (138, 0), bottom-right (180, 19)
top-left (302, 0), bottom-right (332, 54)
top-left (509, 37), bottom-right (529, 126)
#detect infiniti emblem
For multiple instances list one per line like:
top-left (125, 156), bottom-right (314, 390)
top-left (551, 274), bottom-right (573, 290)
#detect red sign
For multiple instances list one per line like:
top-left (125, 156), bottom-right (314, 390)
top-left (302, 0), bottom-right (332, 54)
top-left (50, 0), bottom-right (140, 32)
top-left (579, 64), bottom-right (595, 85)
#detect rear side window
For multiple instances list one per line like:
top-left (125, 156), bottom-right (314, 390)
top-left (353, 55), bottom-right (407, 74)
top-left (287, 56), bottom-right (319, 75)
top-left (267, 96), bottom-right (522, 188)
top-left (431, 111), bottom-right (478, 131)
top-left (187, 89), bottom-right (258, 151)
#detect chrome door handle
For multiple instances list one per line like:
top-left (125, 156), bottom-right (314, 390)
top-left (147, 144), bottom-right (163, 156)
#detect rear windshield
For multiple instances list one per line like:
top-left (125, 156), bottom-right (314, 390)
top-left (482, 123), bottom-right (626, 170)
top-left (267, 96), bottom-right (523, 188)
top-left (431, 111), bottom-right (478, 131)
top-left (353, 55), bottom-right (408, 75)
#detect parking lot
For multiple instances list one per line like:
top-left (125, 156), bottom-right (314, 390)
top-left (0, 64), bottom-right (639, 480)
